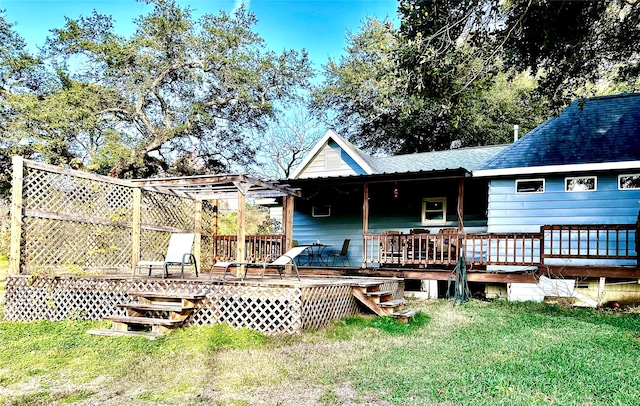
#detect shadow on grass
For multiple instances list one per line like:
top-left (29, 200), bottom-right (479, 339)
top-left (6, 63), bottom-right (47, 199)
top-left (325, 311), bottom-right (430, 340)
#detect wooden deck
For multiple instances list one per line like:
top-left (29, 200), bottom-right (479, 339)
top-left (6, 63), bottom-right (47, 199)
top-left (3, 273), bottom-right (405, 336)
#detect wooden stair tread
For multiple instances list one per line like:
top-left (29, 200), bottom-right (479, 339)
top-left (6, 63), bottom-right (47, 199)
top-left (351, 281), bottom-right (385, 288)
top-left (117, 303), bottom-right (194, 312)
top-left (391, 308), bottom-right (418, 317)
top-left (104, 315), bottom-right (184, 326)
top-left (379, 299), bottom-right (407, 308)
top-left (128, 291), bottom-right (206, 300)
top-left (87, 328), bottom-right (163, 340)
top-left (364, 290), bottom-right (393, 297)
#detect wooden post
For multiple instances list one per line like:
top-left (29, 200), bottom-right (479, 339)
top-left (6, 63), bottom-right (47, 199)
top-left (457, 178), bottom-right (465, 232)
top-left (9, 156), bottom-right (24, 275)
top-left (362, 183), bottom-right (369, 268)
top-left (283, 195), bottom-right (294, 251)
top-left (194, 199), bottom-right (202, 272)
top-left (212, 199), bottom-right (219, 262)
top-left (236, 189), bottom-right (246, 278)
top-left (131, 188), bottom-right (141, 273)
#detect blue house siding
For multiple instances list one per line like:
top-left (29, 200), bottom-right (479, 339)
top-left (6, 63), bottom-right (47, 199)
top-left (487, 173), bottom-right (640, 266)
top-left (292, 211), bottom-right (363, 267)
top-left (488, 174), bottom-right (640, 233)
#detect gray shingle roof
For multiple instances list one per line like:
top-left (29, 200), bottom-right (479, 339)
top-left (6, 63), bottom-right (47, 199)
top-left (480, 93), bottom-right (640, 170)
top-left (371, 145), bottom-right (507, 173)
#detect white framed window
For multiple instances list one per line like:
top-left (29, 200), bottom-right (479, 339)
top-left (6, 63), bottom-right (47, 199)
top-left (619, 174), bottom-right (640, 190)
top-left (324, 146), bottom-right (341, 170)
top-left (515, 179), bottom-right (545, 194)
top-left (565, 176), bottom-right (597, 192)
top-left (312, 204), bottom-right (331, 217)
top-left (421, 198), bottom-right (446, 225)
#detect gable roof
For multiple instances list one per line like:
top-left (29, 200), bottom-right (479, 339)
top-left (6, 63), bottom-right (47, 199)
top-left (289, 129), bottom-right (507, 180)
top-left (289, 129), bottom-right (375, 179)
top-left (476, 93), bottom-right (640, 176)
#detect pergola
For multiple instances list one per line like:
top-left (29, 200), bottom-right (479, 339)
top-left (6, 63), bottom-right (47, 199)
top-left (131, 173), bottom-right (301, 273)
top-left (8, 156), bottom-right (300, 277)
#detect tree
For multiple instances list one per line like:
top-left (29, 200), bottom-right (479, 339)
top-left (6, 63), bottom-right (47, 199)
top-left (502, 0), bottom-right (640, 108)
top-left (252, 104), bottom-right (324, 179)
top-left (313, 0), bottom-right (638, 155)
top-left (312, 18), bottom-right (430, 155)
top-left (0, 12), bottom-right (45, 196)
top-left (3, 0), bottom-right (313, 179)
top-left (312, 15), bottom-right (544, 154)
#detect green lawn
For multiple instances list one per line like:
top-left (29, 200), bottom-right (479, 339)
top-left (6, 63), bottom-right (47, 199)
top-left (1, 299), bottom-right (640, 405)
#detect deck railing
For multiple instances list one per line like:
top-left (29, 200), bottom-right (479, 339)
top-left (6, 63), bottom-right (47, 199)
top-left (364, 224), bottom-right (636, 268)
top-left (541, 224), bottom-right (636, 260)
top-left (212, 234), bottom-right (285, 262)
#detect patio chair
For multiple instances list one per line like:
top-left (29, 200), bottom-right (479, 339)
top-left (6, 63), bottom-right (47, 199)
top-left (135, 233), bottom-right (198, 278)
top-left (212, 245), bottom-right (308, 281)
top-left (329, 239), bottom-right (351, 266)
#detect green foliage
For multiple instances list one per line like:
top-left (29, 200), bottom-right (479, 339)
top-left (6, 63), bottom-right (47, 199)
top-left (218, 202), bottom-right (281, 235)
top-left (1, 1), bottom-right (313, 180)
top-left (314, 0), bottom-right (639, 155)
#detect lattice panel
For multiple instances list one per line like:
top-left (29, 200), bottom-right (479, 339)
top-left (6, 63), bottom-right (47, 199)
top-left (381, 280), bottom-right (405, 301)
top-left (201, 201), bottom-right (217, 235)
top-left (23, 168), bottom-right (133, 222)
top-left (301, 285), bottom-right (361, 331)
top-left (141, 191), bottom-right (195, 229)
top-left (5, 276), bottom-right (349, 336)
top-left (23, 217), bottom-right (132, 272)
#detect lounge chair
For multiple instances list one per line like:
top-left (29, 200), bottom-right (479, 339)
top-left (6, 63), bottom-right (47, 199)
top-left (135, 233), bottom-right (198, 278)
top-left (212, 246), bottom-right (308, 281)
top-left (329, 239), bottom-right (351, 266)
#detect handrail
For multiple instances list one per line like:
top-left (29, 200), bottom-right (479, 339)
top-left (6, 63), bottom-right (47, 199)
top-left (541, 224), bottom-right (635, 260)
top-left (212, 234), bottom-right (285, 262)
top-left (365, 224), bottom-right (636, 268)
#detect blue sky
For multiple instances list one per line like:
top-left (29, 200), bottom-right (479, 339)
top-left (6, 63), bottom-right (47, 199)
top-left (0, 0), bottom-right (400, 70)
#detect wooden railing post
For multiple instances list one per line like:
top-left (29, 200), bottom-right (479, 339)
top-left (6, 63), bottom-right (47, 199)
top-left (194, 199), bottom-right (202, 270)
top-left (9, 156), bottom-right (24, 275)
top-left (283, 195), bottom-right (294, 251)
top-left (131, 188), bottom-right (141, 272)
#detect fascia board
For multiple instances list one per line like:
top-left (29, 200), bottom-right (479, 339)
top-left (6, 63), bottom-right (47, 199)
top-left (473, 161), bottom-right (640, 178)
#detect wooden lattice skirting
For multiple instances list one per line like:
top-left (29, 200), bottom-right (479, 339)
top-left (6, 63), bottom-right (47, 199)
top-left (3, 276), bottom-right (403, 335)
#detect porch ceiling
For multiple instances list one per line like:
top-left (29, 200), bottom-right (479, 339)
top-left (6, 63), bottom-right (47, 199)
top-left (132, 174), bottom-right (301, 200)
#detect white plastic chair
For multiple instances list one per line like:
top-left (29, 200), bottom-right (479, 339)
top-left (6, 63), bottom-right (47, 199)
top-left (212, 246), bottom-right (308, 281)
top-left (135, 233), bottom-right (198, 278)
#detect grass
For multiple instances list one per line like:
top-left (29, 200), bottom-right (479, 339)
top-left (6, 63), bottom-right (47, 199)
top-left (1, 299), bottom-right (640, 405)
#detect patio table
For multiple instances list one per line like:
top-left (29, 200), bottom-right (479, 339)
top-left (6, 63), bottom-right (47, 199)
top-left (300, 243), bottom-right (331, 266)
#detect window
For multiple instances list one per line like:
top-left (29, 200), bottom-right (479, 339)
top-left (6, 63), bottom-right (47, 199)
top-left (565, 176), bottom-right (597, 192)
top-left (515, 179), bottom-right (545, 194)
top-left (421, 198), bottom-right (446, 225)
top-left (619, 174), bottom-right (640, 190)
top-left (312, 204), bottom-right (331, 217)
top-left (324, 147), bottom-right (341, 170)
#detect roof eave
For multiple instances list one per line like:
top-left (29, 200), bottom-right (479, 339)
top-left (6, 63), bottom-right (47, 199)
top-left (473, 160), bottom-right (640, 178)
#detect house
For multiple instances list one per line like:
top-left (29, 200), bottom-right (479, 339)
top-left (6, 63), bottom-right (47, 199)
top-left (286, 93), bottom-right (640, 304)
top-left (287, 129), bottom-right (506, 268)
top-left (474, 92), bottom-right (640, 301)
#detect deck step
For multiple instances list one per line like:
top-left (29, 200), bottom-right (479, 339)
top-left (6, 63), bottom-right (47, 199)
top-left (364, 289), bottom-right (393, 297)
top-left (87, 328), bottom-right (163, 340)
top-left (104, 315), bottom-right (184, 326)
top-left (116, 303), bottom-right (194, 312)
top-left (390, 308), bottom-right (419, 324)
top-left (379, 299), bottom-right (407, 308)
top-left (128, 291), bottom-right (206, 301)
top-left (351, 281), bottom-right (385, 288)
